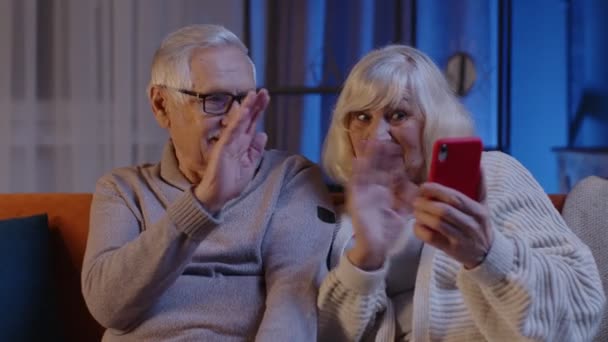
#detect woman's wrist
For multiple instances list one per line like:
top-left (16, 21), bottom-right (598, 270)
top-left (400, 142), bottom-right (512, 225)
top-left (347, 247), bottom-right (386, 271)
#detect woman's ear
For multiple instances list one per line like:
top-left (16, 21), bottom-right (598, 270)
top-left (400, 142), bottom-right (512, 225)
top-left (150, 86), bottom-right (171, 128)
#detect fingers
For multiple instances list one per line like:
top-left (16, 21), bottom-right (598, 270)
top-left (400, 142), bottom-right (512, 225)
top-left (378, 141), bottom-right (404, 163)
top-left (352, 140), bottom-right (404, 187)
top-left (238, 89), bottom-right (269, 135)
top-left (414, 210), bottom-right (493, 269)
top-left (413, 223), bottom-right (451, 251)
top-left (416, 182), bottom-right (490, 240)
top-left (350, 157), bottom-right (371, 187)
top-left (348, 139), bottom-right (413, 223)
top-left (478, 167), bottom-right (487, 201)
top-left (248, 132), bottom-right (267, 162)
top-left (418, 182), bottom-right (486, 221)
top-left (413, 208), bottom-right (467, 242)
top-left (246, 89), bottom-right (269, 134)
top-left (350, 141), bottom-right (378, 187)
top-left (364, 140), bottom-right (402, 169)
top-left (220, 89), bottom-right (269, 147)
top-left (414, 182), bottom-right (493, 267)
top-left (413, 197), bottom-right (478, 237)
top-left (219, 92), bottom-right (253, 146)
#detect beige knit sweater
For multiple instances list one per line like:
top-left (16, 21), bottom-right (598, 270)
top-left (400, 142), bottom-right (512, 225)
top-left (318, 151), bottom-right (606, 341)
top-left (82, 142), bottom-right (335, 341)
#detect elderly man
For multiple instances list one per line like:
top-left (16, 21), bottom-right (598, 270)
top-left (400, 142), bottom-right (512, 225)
top-left (81, 24), bottom-right (335, 341)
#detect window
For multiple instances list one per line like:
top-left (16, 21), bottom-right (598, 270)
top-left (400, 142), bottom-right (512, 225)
top-left (247, 0), bottom-right (415, 163)
top-left (246, 0), bottom-right (509, 166)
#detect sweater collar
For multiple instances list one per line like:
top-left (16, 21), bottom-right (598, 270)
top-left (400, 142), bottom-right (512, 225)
top-left (159, 139), bottom-right (267, 192)
top-left (159, 140), bottom-right (192, 191)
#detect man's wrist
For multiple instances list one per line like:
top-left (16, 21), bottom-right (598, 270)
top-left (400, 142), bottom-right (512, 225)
top-left (194, 188), bottom-right (224, 214)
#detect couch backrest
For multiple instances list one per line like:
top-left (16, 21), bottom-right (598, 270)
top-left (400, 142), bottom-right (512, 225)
top-left (0, 194), bottom-right (103, 342)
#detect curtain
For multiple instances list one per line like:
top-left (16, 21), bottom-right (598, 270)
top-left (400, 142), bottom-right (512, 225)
top-left (254, 0), bottom-right (415, 163)
top-left (0, 0), bottom-right (244, 192)
top-left (417, 0), bottom-right (501, 149)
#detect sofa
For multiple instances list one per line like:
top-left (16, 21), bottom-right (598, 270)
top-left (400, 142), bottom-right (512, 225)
top-left (0, 194), bottom-right (104, 341)
top-left (0, 191), bottom-right (588, 342)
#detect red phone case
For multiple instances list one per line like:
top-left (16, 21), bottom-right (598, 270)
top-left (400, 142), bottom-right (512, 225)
top-left (428, 137), bottom-right (483, 200)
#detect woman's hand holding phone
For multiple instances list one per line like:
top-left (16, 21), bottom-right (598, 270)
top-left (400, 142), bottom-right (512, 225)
top-left (413, 181), bottom-right (494, 269)
top-left (413, 137), bottom-right (494, 269)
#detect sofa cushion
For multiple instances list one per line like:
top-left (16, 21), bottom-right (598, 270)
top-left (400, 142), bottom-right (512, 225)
top-left (562, 176), bottom-right (608, 341)
top-left (0, 214), bottom-right (61, 341)
top-left (0, 193), bottom-right (103, 341)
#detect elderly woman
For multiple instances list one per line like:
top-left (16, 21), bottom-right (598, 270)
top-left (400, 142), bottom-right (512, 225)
top-left (318, 45), bottom-right (605, 341)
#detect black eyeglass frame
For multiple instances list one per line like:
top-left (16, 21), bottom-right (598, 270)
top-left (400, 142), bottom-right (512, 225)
top-left (163, 86), bottom-right (249, 115)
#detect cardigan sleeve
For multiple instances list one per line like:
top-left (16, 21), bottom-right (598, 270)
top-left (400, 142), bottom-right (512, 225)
top-left (456, 152), bottom-right (606, 341)
top-left (318, 253), bottom-right (389, 341)
top-left (318, 215), bottom-right (398, 342)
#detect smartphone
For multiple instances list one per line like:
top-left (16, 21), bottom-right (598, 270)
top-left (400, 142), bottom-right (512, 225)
top-left (428, 137), bottom-right (483, 201)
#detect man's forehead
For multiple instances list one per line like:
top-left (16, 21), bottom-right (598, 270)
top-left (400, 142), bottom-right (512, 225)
top-left (189, 47), bottom-right (255, 93)
top-left (190, 76), bottom-right (255, 94)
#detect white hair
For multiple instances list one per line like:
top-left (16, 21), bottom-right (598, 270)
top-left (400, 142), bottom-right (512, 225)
top-left (322, 44), bottom-right (475, 185)
top-left (147, 24), bottom-right (256, 102)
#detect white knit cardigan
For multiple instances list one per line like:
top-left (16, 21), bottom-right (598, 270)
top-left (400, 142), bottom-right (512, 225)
top-left (318, 151), bottom-right (605, 341)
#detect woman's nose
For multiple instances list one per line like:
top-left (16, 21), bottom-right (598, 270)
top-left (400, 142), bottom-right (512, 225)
top-left (370, 119), bottom-right (391, 141)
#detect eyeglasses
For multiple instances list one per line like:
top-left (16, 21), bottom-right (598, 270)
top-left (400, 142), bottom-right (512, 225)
top-left (164, 86), bottom-right (248, 115)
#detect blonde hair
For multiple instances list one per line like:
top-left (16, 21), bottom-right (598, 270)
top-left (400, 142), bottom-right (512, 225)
top-left (147, 24), bottom-right (255, 103)
top-left (322, 45), bottom-right (474, 184)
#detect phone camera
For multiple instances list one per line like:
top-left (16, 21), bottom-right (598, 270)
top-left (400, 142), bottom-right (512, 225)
top-left (438, 144), bottom-right (448, 162)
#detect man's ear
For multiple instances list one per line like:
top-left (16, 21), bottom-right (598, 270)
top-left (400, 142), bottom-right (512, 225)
top-left (150, 86), bottom-right (171, 128)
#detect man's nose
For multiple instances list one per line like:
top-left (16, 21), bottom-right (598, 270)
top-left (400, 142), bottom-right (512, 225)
top-left (220, 114), bottom-right (229, 127)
